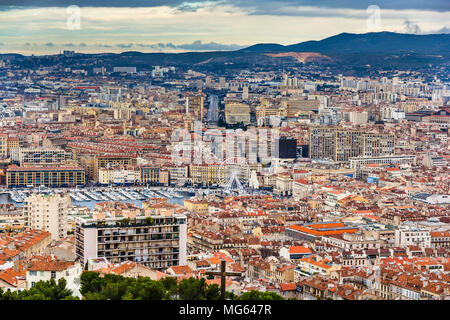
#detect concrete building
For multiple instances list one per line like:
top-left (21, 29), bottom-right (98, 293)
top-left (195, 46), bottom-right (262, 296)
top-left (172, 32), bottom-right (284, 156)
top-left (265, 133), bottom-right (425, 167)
top-left (186, 93), bottom-right (205, 121)
top-left (309, 127), bottom-right (395, 162)
top-left (225, 102), bottom-right (251, 125)
top-left (349, 111), bottom-right (368, 125)
top-left (394, 227), bottom-right (431, 248)
top-left (6, 165), bottom-right (85, 188)
top-left (75, 211), bottom-right (187, 270)
top-left (13, 147), bottom-right (67, 166)
top-left (349, 154), bottom-right (416, 179)
top-left (23, 193), bottom-right (71, 241)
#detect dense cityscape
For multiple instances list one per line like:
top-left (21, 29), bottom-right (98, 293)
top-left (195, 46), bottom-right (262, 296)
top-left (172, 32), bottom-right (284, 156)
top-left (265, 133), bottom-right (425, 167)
top-left (0, 1), bottom-right (449, 305)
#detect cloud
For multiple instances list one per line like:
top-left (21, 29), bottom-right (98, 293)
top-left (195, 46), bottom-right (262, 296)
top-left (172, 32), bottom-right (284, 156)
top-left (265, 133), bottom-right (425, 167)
top-left (115, 43), bottom-right (134, 49)
top-left (176, 40), bottom-right (244, 51)
top-left (121, 41), bottom-right (244, 51)
top-left (403, 20), bottom-right (422, 34)
top-left (1, 2), bottom-right (448, 55)
top-left (0, 0), bottom-right (187, 7)
top-left (431, 26), bottom-right (450, 34)
top-left (0, 0), bottom-right (448, 12)
top-left (229, 0), bottom-right (450, 13)
top-left (400, 20), bottom-right (450, 34)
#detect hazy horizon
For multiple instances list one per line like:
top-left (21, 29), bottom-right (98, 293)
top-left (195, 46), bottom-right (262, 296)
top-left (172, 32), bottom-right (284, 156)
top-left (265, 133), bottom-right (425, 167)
top-left (0, 1), bottom-right (449, 55)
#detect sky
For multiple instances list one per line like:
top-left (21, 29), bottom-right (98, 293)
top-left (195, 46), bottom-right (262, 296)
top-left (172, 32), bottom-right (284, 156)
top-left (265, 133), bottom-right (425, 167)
top-left (0, 0), bottom-right (449, 55)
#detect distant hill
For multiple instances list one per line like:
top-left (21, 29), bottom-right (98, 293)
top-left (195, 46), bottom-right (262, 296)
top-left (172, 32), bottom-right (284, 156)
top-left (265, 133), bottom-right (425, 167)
top-left (3, 32), bottom-right (449, 76)
top-left (241, 32), bottom-right (450, 54)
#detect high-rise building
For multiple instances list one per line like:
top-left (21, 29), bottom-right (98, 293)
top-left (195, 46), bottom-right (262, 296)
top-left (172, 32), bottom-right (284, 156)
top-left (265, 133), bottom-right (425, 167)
top-left (309, 127), bottom-right (336, 161)
top-left (277, 137), bottom-right (297, 159)
top-left (23, 193), bottom-right (70, 241)
top-left (242, 86), bottom-right (249, 100)
top-left (75, 210), bottom-right (187, 270)
top-left (186, 93), bottom-right (205, 121)
top-left (0, 134), bottom-right (7, 158)
top-left (207, 94), bottom-right (219, 123)
top-left (225, 102), bottom-right (250, 125)
top-left (309, 128), bottom-right (395, 162)
top-left (361, 133), bottom-right (395, 157)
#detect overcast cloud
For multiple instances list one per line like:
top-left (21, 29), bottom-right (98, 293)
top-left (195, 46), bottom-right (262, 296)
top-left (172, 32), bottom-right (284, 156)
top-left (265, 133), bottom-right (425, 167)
top-left (0, 1), bottom-right (448, 54)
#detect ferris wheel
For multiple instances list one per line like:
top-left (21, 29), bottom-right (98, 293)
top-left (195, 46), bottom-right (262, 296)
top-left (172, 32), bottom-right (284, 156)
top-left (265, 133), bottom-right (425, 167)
top-left (218, 157), bottom-right (251, 195)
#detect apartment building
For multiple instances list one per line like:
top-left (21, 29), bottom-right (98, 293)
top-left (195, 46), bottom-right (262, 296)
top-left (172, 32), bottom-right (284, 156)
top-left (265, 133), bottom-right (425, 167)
top-left (93, 155), bottom-right (137, 182)
top-left (6, 165), bottom-right (85, 188)
top-left (98, 165), bottom-right (140, 185)
top-left (13, 147), bottom-right (67, 166)
top-left (361, 133), bottom-right (395, 157)
top-left (75, 212), bottom-right (187, 270)
top-left (189, 164), bottom-right (225, 186)
top-left (185, 93), bottom-right (205, 121)
top-left (225, 102), bottom-right (250, 125)
top-left (309, 127), bottom-right (395, 162)
top-left (349, 154), bottom-right (416, 179)
top-left (140, 165), bottom-right (160, 185)
top-left (394, 227), bottom-right (431, 248)
top-left (23, 193), bottom-right (70, 241)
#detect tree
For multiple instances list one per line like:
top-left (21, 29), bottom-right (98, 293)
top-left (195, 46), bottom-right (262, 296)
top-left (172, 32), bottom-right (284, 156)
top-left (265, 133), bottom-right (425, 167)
top-left (0, 278), bottom-right (77, 300)
top-left (226, 291), bottom-right (238, 300)
top-left (205, 284), bottom-right (221, 300)
top-left (145, 217), bottom-right (154, 225)
top-left (80, 271), bottom-right (104, 297)
top-left (238, 290), bottom-right (284, 300)
top-left (159, 276), bottom-right (178, 299)
top-left (177, 277), bottom-right (207, 300)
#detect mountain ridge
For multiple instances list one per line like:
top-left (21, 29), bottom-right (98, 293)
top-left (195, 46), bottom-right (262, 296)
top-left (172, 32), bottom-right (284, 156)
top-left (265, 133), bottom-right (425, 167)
top-left (240, 32), bottom-right (450, 54)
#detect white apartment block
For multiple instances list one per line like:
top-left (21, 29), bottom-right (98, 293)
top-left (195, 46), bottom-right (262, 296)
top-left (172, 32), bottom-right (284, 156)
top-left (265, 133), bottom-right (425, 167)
top-left (349, 154), bottom-right (416, 179)
top-left (98, 166), bottom-right (141, 185)
top-left (23, 193), bottom-right (70, 241)
top-left (394, 227), bottom-right (431, 248)
top-left (14, 147), bottom-right (67, 166)
top-left (75, 213), bottom-right (187, 270)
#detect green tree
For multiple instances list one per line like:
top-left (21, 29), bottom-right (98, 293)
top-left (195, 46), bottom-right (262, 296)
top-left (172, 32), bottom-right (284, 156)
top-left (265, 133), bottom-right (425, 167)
top-left (80, 271), bottom-right (104, 297)
top-left (205, 284), bottom-right (221, 300)
top-left (159, 276), bottom-right (178, 299)
top-left (0, 278), bottom-right (77, 300)
top-left (239, 290), bottom-right (284, 300)
top-left (178, 277), bottom-right (207, 300)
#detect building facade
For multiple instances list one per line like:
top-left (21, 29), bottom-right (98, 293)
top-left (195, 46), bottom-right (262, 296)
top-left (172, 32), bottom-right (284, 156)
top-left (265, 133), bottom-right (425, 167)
top-left (75, 214), bottom-right (187, 270)
top-left (23, 193), bottom-right (70, 241)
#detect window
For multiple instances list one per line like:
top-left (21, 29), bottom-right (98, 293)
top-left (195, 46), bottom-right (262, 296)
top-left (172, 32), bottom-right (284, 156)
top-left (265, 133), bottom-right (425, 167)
top-left (29, 271), bottom-right (37, 276)
top-left (51, 271), bottom-right (56, 278)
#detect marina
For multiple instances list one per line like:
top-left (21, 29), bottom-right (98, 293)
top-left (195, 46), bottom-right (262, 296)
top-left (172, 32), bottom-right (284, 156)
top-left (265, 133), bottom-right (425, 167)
top-left (0, 186), bottom-right (196, 208)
